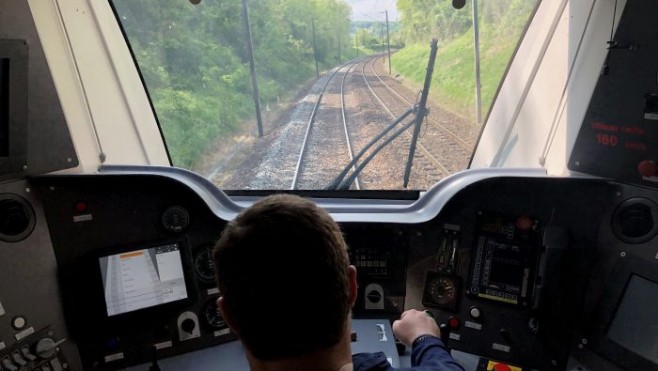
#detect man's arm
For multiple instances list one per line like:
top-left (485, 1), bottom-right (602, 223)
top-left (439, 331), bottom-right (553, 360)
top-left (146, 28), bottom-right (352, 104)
top-left (409, 335), bottom-right (464, 371)
top-left (392, 309), bottom-right (465, 371)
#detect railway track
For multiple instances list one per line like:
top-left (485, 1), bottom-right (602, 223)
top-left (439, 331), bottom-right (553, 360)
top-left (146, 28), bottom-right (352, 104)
top-left (362, 56), bottom-right (474, 174)
top-left (295, 53), bottom-right (463, 190)
top-left (369, 56), bottom-right (475, 151)
top-left (358, 55), bottom-right (450, 178)
top-left (230, 53), bottom-right (476, 191)
top-left (291, 59), bottom-right (363, 190)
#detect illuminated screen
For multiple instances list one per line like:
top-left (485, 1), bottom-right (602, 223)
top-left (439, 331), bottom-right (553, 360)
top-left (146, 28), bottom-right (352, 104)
top-left (99, 243), bottom-right (188, 316)
top-left (488, 246), bottom-right (524, 288)
top-left (0, 59), bottom-right (8, 157)
top-left (607, 275), bottom-right (658, 364)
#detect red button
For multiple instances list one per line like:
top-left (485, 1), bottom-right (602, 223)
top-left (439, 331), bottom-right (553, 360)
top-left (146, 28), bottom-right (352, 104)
top-left (448, 317), bottom-right (461, 330)
top-left (638, 160), bottom-right (657, 177)
top-left (75, 201), bottom-right (88, 212)
top-left (516, 216), bottom-right (533, 231)
top-left (493, 363), bottom-right (512, 371)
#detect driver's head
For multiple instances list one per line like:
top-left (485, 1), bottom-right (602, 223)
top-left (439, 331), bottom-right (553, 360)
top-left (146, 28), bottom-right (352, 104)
top-left (213, 194), bottom-right (353, 360)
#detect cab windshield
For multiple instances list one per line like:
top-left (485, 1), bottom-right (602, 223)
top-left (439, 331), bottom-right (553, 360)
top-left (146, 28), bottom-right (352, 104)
top-left (110, 0), bottom-right (539, 191)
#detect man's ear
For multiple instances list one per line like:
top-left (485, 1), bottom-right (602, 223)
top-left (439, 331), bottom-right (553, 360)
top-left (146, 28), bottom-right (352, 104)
top-left (217, 296), bottom-right (240, 336)
top-left (348, 265), bottom-right (358, 308)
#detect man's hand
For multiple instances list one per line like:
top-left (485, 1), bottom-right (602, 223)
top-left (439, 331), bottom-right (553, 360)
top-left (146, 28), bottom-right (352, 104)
top-left (392, 309), bottom-right (441, 346)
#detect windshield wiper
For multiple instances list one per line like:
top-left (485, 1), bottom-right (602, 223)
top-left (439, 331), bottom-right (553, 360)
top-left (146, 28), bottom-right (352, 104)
top-left (327, 108), bottom-right (416, 190)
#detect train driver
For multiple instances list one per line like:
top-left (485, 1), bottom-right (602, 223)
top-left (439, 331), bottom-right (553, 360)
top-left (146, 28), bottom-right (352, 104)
top-left (213, 194), bottom-right (464, 371)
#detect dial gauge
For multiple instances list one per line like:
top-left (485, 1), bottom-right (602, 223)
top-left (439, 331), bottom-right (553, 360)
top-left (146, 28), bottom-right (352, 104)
top-left (161, 206), bottom-right (190, 233)
top-left (422, 271), bottom-right (461, 311)
top-left (194, 244), bottom-right (216, 284)
top-left (202, 298), bottom-right (226, 330)
top-left (429, 277), bottom-right (456, 305)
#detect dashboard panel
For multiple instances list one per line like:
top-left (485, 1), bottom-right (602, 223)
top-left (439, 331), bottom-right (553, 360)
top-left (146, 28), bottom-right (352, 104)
top-left (0, 169), bottom-right (656, 370)
top-left (405, 178), bottom-right (612, 370)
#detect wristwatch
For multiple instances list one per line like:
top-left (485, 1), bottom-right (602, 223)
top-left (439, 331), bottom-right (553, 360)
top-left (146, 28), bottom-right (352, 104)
top-left (412, 334), bottom-right (440, 347)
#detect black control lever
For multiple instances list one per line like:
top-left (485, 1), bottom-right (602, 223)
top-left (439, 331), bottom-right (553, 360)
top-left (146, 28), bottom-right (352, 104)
top-left (439, 323), bottom-right (450, 350)
top-left (533, 226), bottom-right (568, 313)
top-left (149, 346), bottom-right (161, 371)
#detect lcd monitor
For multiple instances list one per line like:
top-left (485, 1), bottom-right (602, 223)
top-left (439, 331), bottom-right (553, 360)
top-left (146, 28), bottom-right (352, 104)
top-left (98, 243), bottom-right (188, 316)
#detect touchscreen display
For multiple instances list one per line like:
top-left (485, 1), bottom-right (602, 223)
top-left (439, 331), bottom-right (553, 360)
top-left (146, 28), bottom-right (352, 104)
top-left (607, 275), bottom-right (658, 364)
top-left (468, 212), bottom-right (539, 306)
top-left (99, 243), bottom-right (188, 316)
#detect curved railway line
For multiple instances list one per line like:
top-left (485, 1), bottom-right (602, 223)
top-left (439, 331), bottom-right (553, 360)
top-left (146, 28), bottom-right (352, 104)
top-left (215, 54), bottom-right (478, 191)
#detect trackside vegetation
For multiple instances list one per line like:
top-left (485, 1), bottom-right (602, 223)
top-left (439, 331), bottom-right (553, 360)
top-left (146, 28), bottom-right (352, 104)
top-left (112, 0), bottom-right (538, 168)
top-left (392, 0), bottom-right (539, 122)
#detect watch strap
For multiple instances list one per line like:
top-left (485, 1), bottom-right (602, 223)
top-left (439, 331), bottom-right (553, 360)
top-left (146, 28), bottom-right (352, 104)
top-left (412, 334), bottom-right (440, 348)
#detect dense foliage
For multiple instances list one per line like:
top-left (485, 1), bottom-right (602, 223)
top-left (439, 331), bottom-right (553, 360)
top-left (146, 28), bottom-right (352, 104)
top-left (112, 0), bottom-right (351, 167)
top-left (393, 0), bottom-right (539, 121)
top-left (397, 0), bottom-right (536, 44)
top-left (351, 20), bottom-right (401, 52)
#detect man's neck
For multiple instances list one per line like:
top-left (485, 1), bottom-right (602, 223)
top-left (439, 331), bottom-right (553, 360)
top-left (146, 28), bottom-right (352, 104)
top-left (247, 333), bottom-right (353, 371)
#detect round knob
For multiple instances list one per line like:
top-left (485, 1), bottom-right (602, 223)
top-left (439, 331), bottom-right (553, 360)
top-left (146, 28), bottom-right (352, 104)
top-left (448, 316), bottom-right (461, 330)
top-left (499, 328), bottom-right (511, 341)
top-left (0, 199), bottom-right (30, 236)
top-left (35, 338), bottom-right (57, 359)
top-left (469, 306), bottom-right (482, 319)
top-left (181, 318), bottom-right (196, 334)
top-left (366, 290), bottom-right (382, 303)
top-left (638, 160), bottom-right (657, 177)
top-left (11, 316), bottom-right (26, 330)
top-left (439, 323), bottom-right (450, 346)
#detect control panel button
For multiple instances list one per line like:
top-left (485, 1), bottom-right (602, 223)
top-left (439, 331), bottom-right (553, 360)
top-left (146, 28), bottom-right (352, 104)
top-left (20, 345), bottom-right (37, 361)
top-left (10, 352), bottom-right (26, 366)
top-left (638, 160), bottom-right (657, 177)
top-left (448, 316), bottom-right (461, 330)
top-left (469, 306), bottom-right (482, 319)
top-left (493, 363), bottom-right (512, 371)
top-left (181, 318), bottom-right (196, 334)
top-left (11, 316), bottom-right (26, 330)
top-left (499, 328), bottom-right (511, 341)
top-left (35, 338), bottom-right (64, 359)
top-left (177, 312), bottom-right (201, 341)
top-left (1, 357), bottom-right (18, 371)
top-left (49, 357), bottom-right (64, 371)
top-left (74, 201), bottom-right (88, 213)
top-left (364, 283), bottom-right (384, 310)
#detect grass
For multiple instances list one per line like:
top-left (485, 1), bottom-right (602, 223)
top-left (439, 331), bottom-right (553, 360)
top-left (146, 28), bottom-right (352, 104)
top-left (392, 24), bottom-right (524, 123)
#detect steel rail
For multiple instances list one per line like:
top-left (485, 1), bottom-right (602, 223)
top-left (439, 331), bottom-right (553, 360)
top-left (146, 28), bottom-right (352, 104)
top-left (359, 56), bottom-right (450, 176)
top-left (339, 62), bottom-right (361, 190)
top-left (368, 56), bottom-right (472, 152)
top-left (291, 58), bottom-right (363, 190)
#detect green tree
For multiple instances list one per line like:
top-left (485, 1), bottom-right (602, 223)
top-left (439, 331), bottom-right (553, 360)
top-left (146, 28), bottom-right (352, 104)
top-left (112, 0), bottom-right (352, 167)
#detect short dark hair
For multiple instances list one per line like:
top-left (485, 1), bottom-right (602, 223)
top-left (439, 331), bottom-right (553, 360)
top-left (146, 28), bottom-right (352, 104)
top-left (213, 194), bottom-right (351, 360)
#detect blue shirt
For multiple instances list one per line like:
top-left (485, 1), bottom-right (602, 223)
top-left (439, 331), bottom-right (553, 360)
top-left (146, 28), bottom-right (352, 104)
top-left (352, 337), bottom-right (465, 371)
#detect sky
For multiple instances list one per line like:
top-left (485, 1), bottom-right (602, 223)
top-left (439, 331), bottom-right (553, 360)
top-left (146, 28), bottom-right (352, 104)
top-left (345, 0), bottom-right (399, 22)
